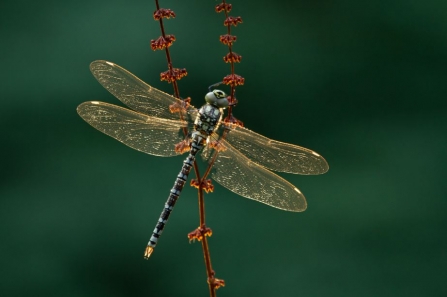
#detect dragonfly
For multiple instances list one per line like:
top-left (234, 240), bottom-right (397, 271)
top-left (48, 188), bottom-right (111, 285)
top-left (77, 60), bottom-right (329, 259)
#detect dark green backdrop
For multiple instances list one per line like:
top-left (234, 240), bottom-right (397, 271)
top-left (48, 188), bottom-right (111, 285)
top-left (1, 0), bottom-right (446, 296)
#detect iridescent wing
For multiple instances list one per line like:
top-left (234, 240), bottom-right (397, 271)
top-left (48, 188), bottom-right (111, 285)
top-left (77, 101), bottom-right (186, 157)
top-left (206, 139), bottom-right (307, 212)
top-left (89, 60), bottom-right (198, 121)
top-left (222, 125), bottom-right (329, 175)
top-left (202, 126), bottom-right (329, 211)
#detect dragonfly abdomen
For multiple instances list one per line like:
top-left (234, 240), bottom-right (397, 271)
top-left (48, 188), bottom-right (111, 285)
top-left (144, 138), bottom-right (205, 259)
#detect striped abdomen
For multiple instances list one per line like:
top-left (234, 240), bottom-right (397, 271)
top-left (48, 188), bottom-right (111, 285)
top-left (144, 137), bottom-right (204, 259)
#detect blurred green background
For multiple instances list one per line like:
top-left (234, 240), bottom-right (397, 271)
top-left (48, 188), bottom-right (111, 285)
top-left (1, 0), bottom-right (446, 296)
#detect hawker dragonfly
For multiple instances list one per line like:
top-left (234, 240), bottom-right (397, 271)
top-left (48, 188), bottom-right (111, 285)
top-left (77, 60), bottom-right (329, 258)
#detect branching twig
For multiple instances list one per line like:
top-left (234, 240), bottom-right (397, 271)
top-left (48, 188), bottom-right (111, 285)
top-left (189, 2), bottom-right (245, 296)
top-left (150, 1), bottom-right (244, 296)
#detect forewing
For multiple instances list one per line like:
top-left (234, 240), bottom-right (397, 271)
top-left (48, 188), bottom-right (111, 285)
top-left (224, 125), bottom-right (329, 175)
top-left (89, 60), bottom-right (197, 121)
top-left (77, 101), bottom-right (187, 157)
top-left (208, 140), bottom-right (307, 212)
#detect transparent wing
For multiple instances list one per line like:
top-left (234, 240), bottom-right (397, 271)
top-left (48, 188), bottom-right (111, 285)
top-left (90, 60), bottom-right (198, 121)
top-left (208, 140), bottom-right (307, 212)
top-left (223, 125), bottom-right (329, 175)
top-left (77, 101), bottom-right (187, 157)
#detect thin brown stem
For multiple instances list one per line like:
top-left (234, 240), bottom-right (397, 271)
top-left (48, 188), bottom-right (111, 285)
top-left (152, 0), bottom-right (187, 135)
top-left (197, 133), bottom-right (233, 297)
top-left (201, 130), bottom-right (229, 181)
top-left (151, 2), bottom-right (244, 295)
top-left (198, 178), bottom-right (206, 226)
top-left (223, 1), bottom-right (236, 120)
top-left (202, 237), bottom-right (216, 297)
top-left (152, 2), bottom-right (217, 295)
top-left (154, 0), bottom-right (181, 115)
top-left (216, 0), bottom-right (244, 127)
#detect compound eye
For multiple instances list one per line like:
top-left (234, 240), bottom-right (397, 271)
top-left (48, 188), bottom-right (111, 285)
top-left (216, 98), bottom-right (229, 108)
top-left (214, 90), bottom-right (226, 99)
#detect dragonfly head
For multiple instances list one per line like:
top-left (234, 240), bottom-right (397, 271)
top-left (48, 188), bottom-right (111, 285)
top-left (205, 89), bottom-right (229, 108)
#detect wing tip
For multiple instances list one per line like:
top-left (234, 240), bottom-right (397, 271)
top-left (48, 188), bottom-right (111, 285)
top-left (293, 187), bottom-right (308, 212)
top-left (321, 159), bottom-right (330, 174)
top-left (76, 101), bottom-right (102, 114)
top-left (89, 60), bottom-right (114, 71)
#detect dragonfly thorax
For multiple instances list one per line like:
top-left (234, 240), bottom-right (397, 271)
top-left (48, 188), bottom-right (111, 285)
top-left (194, 103), bottom-right (222, 136)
